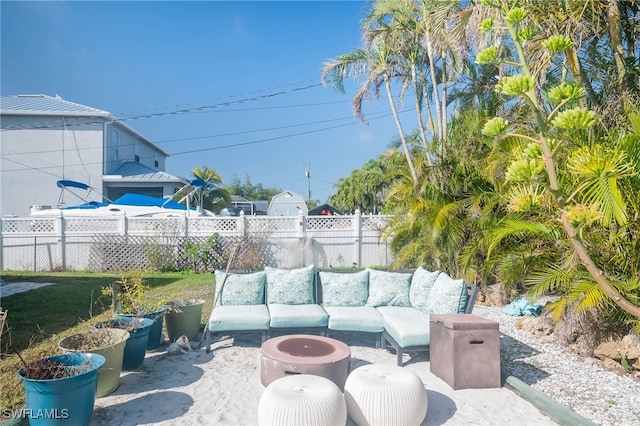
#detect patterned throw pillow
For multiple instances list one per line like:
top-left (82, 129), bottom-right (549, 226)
top-left (265, 265), bottom-right (316, 305)
top-left (409, 267), bottom-right (440, 313)
top-left (214, 270), bottom-right (266, 306)
top-left (425, 272), bottom-right (468, 314)
top-left (319, 270), bottom-right (369, 307)
top-left (365, 268), bottom-right (412, 307)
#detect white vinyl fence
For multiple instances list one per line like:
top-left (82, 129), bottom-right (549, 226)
top-left (0, 212), bottom-right (393, 272)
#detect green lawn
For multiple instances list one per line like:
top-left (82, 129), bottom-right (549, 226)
top-left (0, 271), bottom-right (214, 412)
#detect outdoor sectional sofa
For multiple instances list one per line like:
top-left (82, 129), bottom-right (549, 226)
top-left (204, 265), bottom-right (478, 366)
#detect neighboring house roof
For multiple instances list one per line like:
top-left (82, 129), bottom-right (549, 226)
top-left (0, 94), bottom-right (170, 157)
top-left (104, 161), bottom-right (184, 183)
top-left (0, 94), bottom-right (110, 116)
top-left (309, 204), bottom-right (344, 215)
top-left (230, 195), bottom-right (250, 203)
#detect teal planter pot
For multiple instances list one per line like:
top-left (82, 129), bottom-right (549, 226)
top-left (18, 353), bottom-right (105, 426)
top-left (165, 299), bottom-right (205, 342)
top-left (118, 309), bottom-right (165, 350)
top-left (95, 317), bottom-right (153, 370)
top-left (58, 328), bottom-right (129, 398)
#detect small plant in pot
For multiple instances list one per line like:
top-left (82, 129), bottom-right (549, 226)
top-left (58, 327), bottom-right (129, 398)
top-left (164, 298), bottom-right (206, 342)
top-left (95, 317), bottom-right (153, 371)
top-left (102, 270), bottom-right (166, 350)
top-left (17, 352), bottom-right (106, 426)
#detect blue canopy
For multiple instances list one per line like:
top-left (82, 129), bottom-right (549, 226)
top-left (56, 180), bottom-right (90, 190)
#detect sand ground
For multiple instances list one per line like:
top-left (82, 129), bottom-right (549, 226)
top-left (91, 331), bottom-right (557, 426)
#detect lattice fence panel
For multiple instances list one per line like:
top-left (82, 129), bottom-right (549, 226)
top-left (247, 217), bottom-right (296, 233)
top-left (187, 217), bottom-right (239, 234)
top-left (126, 218), bottom-right (185, 235)
top-left (65, 217), bottom-right (120, 234)
top-left (2, 218), bottom-right (56, 234)
top-left (306, 216), bottom-right (354, 231)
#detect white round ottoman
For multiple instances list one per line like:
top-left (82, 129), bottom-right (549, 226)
top-left (344, 364), bottom-right (427, 425)
top-left (258, 374), bottom-right (347, 426)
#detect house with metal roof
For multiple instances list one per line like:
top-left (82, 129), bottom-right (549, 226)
top-left (0, 94), bottom-right (185, 217)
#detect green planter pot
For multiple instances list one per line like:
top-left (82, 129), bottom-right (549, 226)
top-left (165, 299), bottom-right (205, 342)
top-left (95, 318), bottom-right (153, 370)
top-left (58, 328), bottom-right (129, 398)
top-left (18, 353), bottom-right (105, 426)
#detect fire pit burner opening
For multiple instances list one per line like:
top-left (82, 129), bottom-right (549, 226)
top-left (277, 337), bottom-right (336, 357)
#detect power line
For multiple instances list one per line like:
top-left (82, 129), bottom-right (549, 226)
top-left (0, 82), bottom-right (324, 131)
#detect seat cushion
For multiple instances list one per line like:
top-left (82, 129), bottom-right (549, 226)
top-left (319, 270), bottom-right (369, 307)
top-left (425, 272), bottom-right (469, 314)
top-left (409, 267), bottom-right (440, 313)
top-left (268, 304), bottom-right (329, 328)
top-left (365, 269), bottom-right (412, 307)
top-left (377, 306), bottom-right (430, 348)
top-left (265, 265), bottom-right (316, 305)
top-left (324, 306), bottom-right (384, 333)
top-left (208, 305), bottom-right (270, 331)
top-left (214, 270), bottom-right (266, 306)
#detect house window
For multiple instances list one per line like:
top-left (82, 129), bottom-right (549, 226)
top-left (154, 157), bottom-right (159, 168)
top-left (111, 129), bottom-right (119, 161)
top-left (135, 155), bottom-right (140, 163)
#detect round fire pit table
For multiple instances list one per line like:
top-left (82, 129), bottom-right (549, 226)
top-left (260, 334), bottom-right (351, 391)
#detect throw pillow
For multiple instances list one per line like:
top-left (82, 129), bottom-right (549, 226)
top-left (425, 272), bottom-right (468, 314)
top-left (409, 267), bottom-right (440, 313)
top-left (265, 265), bottom-right (315, 305)
top-left (319, 270), bottom-right (369, 307)
top-left (214, 270), bottom-right (266, 306)
top-left (365, 268), bottom-right (412, 307)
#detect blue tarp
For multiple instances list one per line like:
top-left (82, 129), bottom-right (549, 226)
top-left (112, 194), bottom-right (192, 210)
top-left (503, 297), bottom-right (542, 317)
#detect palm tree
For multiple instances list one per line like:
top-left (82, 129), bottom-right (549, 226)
top-left (176, 166), bottom-right (230, 213)
top-left (322, 32), bottom-right (418, 183)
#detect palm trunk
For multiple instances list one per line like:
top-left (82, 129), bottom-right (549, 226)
top-left (384, 76), bottom-right (418, 184)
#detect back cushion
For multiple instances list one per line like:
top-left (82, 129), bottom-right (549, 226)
top-left (365, 269), bottom-right (412, 307)
top-left (265, 265), bottom-right (315, 304)
top-left (409, 267), bottom-right (440, 313)
top-left (214, 270), bottom-right (266, 306)
top-left (319, 270), bottom-right (369, 307)
top-left (425, 272), bottom-right (468, 314)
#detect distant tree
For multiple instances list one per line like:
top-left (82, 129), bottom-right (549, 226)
top-left (329, 150), bottom-right (404, 214)
top-left (226, 174), bottom-right (282, 201)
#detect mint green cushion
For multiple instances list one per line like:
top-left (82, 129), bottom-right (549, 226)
top-left (425, 272), bottom-right (468, 314)
top-left (377, 306), bottom-right (430, 347)
top-left (409, 267), bottom-right (440, 313)
top-left (208, 305), bottom-right (270, 331)
top-left (365, 269), bottom-right (412, 307)
top-left (324, 306), bottom-right (384, 333)
top-left (268, 304), bottom-right (329, 328)
top-left (265, 265), bottom-right (315, 304)
top-left (215, 270), bottom-right (265, 306)
top-left (319, 270), bottom-right (369, 307)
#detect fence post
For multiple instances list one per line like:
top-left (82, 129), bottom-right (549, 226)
top-left (58, 215), bottom-right (66, 271)
top-left (239, 211), bottom-right (246, 236)
top-left (353, 209), bottom-right (362, 268)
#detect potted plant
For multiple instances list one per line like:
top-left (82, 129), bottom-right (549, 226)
top-left (164, 298), bottom-right (206, 342)
top-left (95, 317), bottom-right (153, 370)
top-left (58, 327), bottom-right (129, 398)
top-left (17, 352), bottom-right (105, 425)
top-left (103, 270), bottom-right (166, 350)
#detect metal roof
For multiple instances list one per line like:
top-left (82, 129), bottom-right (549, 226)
top-left (104, 161), bottom-right (184, 182)
top-left (0, 94), bottom-right (110, 116)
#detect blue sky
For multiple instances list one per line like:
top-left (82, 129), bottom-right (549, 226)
top-left (1, 1), bottom-right (417, 203)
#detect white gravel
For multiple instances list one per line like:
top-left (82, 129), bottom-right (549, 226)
top-left (473, 305), bottom-right (640, 426)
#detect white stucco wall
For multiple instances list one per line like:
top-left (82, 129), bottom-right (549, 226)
top-left (1, 116), bottom-right (105, 217)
